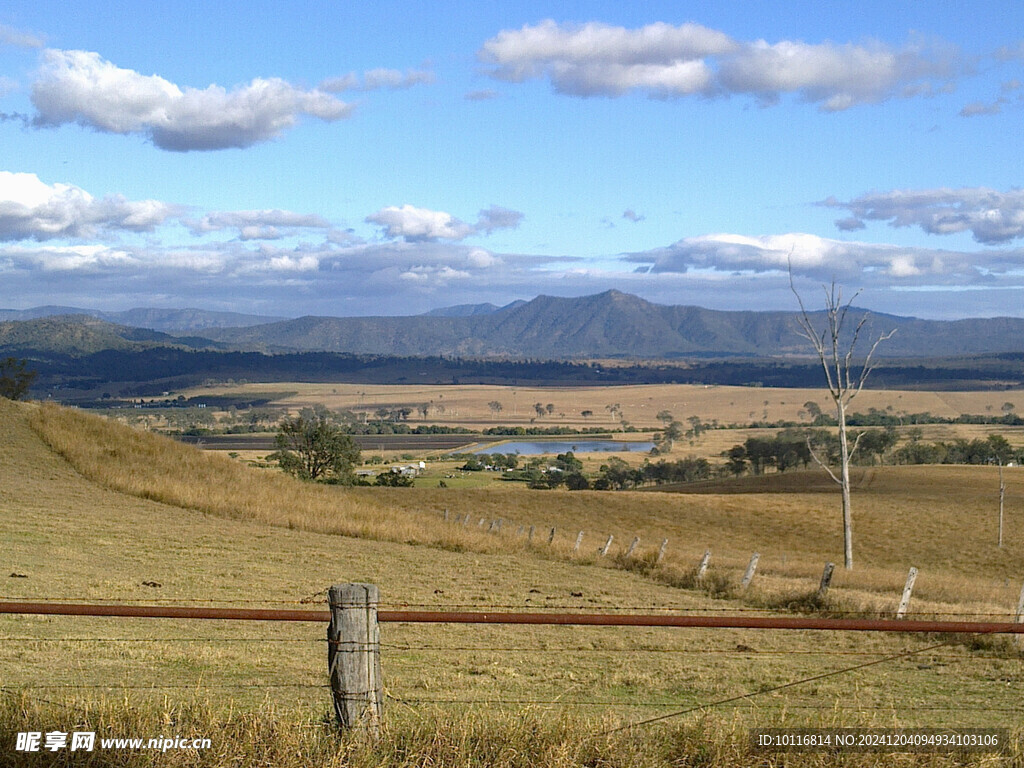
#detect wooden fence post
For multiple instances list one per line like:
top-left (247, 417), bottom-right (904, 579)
top-left (740, 552), bottom-right (760, 591)
top-left (443, 509), bottom-right (449, 522)
top-left (528, 525), bottom-right (535, 543)
top-left (487, 519), bottom-right (497, 533)
top-left (896, 567), bottom-right (918, 619)
top-left (547, 527), bottom-right (556, 545)
top-left (696, 549), bottom-right (711, 579)
top-left (600, 535), bottom-right (614, 557)
top-left (656, 539), bottom-right (668, 564)
top-left (573, 530), bottom-right (585, 553)
top-left (462, 514), bottom-right (470, 527)
top-left (817, 562), bottom-right (835, 601)
top-left (327, 584), bottom-right (383, 736)
top-left (625, 537), bottom-right (640, 558)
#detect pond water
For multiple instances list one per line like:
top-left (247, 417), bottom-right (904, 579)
top-left (470, 440), bottom-right (654, 455)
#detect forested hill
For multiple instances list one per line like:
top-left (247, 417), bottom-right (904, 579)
top-left (195, 290), bottom-right (1024, 359)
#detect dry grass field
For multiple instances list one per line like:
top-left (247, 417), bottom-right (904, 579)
top-left (178, 381), bottom-right (1024, 430)
top-left (4, 397), bottom-right (1024, 765)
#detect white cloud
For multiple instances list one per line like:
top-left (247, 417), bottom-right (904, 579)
top-left (466, 248), bottom-right (502, 268)
top-left (0, 23), bottom-right (43, 49)
top-left (319, 68), bottom-right (434, 92)
top-left (186, 209), bottom-right (332, 238)
top-left (480, 21), bottom-right (960, 110)
top-left (622, 232), bottom-right (994, 285)
top-left (0, 171), bottom-right (176, 241)
top-left (3, 243), bottom-right (136, 272)
top-left (31, 49), bottom-right (353, 151)
top-left (398, 265), bottom-right (472, 285)
top-left (823, 187), bottom-right (1024, 244)
top-left (366, 205), bottom-right (473, 241)
top-left (366, 204), bottom-right (524, 242)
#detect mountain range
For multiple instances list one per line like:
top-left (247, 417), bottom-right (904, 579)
top-left (0, 306), bottom-right (282, 332)
top-left (5, 290), bottom-right (1024, 360)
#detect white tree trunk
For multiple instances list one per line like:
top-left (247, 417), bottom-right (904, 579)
top-left (837, 399), bottom-right (853, 570)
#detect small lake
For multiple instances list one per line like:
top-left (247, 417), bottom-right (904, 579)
top-left (470, 440), bottom-right (654, 455)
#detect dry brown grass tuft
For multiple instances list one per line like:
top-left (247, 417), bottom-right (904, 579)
top-left (28, 401), bottom-right (517, 558)
top-left (2, 691), bottom-right (1011, 768)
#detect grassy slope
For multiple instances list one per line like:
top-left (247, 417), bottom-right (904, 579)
top-left (4, 398), bottom-right (1024, 765)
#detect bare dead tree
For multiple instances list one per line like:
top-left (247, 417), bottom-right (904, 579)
top-left (998, 457), bottom-right (1006, 548)
top-left (790, 265), bottom-right (896, 570)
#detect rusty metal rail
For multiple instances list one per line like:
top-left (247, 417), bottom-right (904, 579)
top-left (2, 601), bottom-right (1024, 634)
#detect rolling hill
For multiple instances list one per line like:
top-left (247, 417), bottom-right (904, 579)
top-left (194, 289), bottom-right (1024, 359)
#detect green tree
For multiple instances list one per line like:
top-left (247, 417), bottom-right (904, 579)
top-left (0, 358), bottom-right (36, 401)
top-left (375, 471), bottom-right (414, 487)
top-left (271, 410), bottom-right (360, 483)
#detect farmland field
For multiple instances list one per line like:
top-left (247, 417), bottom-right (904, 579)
top-left (177, 380), bottom-right (1024, 429)
top-left (3, 397), bottom-right (1024, 765)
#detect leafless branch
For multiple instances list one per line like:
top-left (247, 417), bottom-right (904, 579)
top-left (806, 437), bottom-right (841, 486)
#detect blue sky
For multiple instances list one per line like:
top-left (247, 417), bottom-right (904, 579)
top-left (1, 1), bottom-right (1023, 319)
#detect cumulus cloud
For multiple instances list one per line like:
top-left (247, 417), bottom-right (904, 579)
top-left (0, 171), bottom-right (177, 241)
top-left (480, 20), bottom-right (960, 110)
top-left (623, 208), bottom-right (645, 223)
top-left (366, 204), bottom-right (524, 241)
top-left (622, 232), bottom-right (994, 285)
top-left (319, 67), bottom-right (434, 93)
top-left (366, 205), bottom-right (473, 241)
top-left (31, 49), bottom-right (353, 151)
top-left (822, 187), bottom-right (1024, 244)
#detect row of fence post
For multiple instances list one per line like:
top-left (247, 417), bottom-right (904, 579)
top-left (440, 509), bottom-right (934, 608)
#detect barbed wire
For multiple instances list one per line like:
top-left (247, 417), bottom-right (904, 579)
top-left (596, 640), bottom-right (955, 737)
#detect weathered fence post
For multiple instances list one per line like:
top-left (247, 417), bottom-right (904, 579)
top-left (896, 567), bottom-right (918, 619)
top-left (600, 535), bottom-right (614, 557)
top-left (528, 525), bottom-right (535, 543)
top-left (443, 509), bottom-right (449, 522)
top-left (487, 519), bottom-right (497, 533)
top-left (696, 549), bottom-right (711, 580)
top-left (327, 584), bottom-right (383, 736)
top-left (817, 562), bottom-right (835, 601)
top-left (625, 536), bottom-right (640, 559)
top-left (656, 539), bottom-right (668, 564)
top-left (740, 552), bottom-right (760, 591)
top-left (462, 513), bottom-right (470, 527)
top-left (547, 527), bottom-right (556, 545)
top-left (573, 530), bottom-right (585, 553)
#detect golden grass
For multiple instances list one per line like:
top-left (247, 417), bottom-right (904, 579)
top-left (24, 399), bottom-right (1024, 620)
top-left (6, 398), bottom-right (1024, 765)
top-left (26, 400), bottom-right (514, 557)
top-left (6, 693), bottom-right (1004, 768)
top-left (176, 380), bottom-right (1024, 430)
